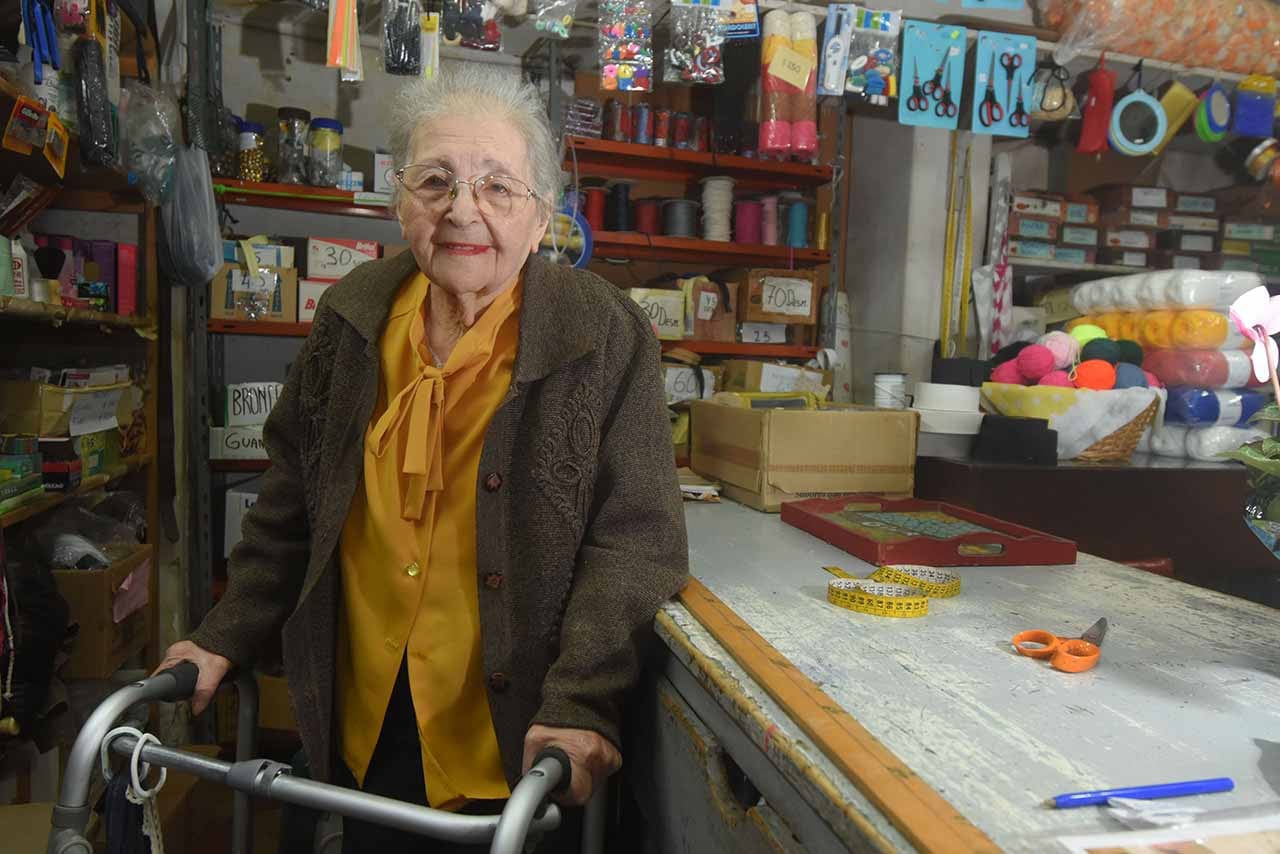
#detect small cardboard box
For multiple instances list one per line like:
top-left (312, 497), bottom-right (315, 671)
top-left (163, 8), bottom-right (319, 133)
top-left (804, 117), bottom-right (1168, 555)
top-left (1103, 228), bottom-right (1156, 250)
top-left (1009, 213), bottom-right (1060, 241)
top-left (1059, 225), bottom-right (1099, 247)
top-left (298, 279), bottom-right (335, 323)
top-left (224, 382), bottom-right (283, 427)
top-left (1095, 185), bottom-right (1170, 210)
top-left (1220, 239), bottom-right (1253, 256)
top-left (374, 152), bottom-right (396, 195)
top-left (209, 264), bottom-right (299, 323)
top-left (1062, 195), bottom-right (1100, 225)
top-left (53, 545), bottom-right (152, 679)
top-left (0, 380), bottom-right (132, 437)
top-left (1055, 246), bottom-right (1097, 265)
top-left (627, 288), bottom-right (685, 340)
top-left (1009, 239), bottom-right (1055, 260)
top-left (1157, 231), bottom-right (1216, 254)
top-left (1099, 207), bottom-right (1169, 230)
top-left (727, 268), bottom-right (819, 325)
top-left (681, 276), bottom-right (736, 342)
top-left (306, 238), bottom-right (380, 279)
top-left (1223, 221), bottom-right (1277, 242)
top-left (722, 360), bottom-right (832, 395)
top-left (1174, 193), bottom-right (1216, 214)
top-left (210, 426), bottom-right (268, 460)
top-left (1011, 192), bottom-right (1065, 221)
top-left (1167, 214), bottom-right (1220, 233)
top-left (690, 402), bottom-right (919, 512)
top-left (1098, 248), bottom-right (1149, 267)
top-left (1151, 251), bottom-right (1202, 270)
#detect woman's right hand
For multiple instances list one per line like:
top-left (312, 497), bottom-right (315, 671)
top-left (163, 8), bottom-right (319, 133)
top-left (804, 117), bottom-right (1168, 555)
top-left (154, 640), bottom-right (233, 715)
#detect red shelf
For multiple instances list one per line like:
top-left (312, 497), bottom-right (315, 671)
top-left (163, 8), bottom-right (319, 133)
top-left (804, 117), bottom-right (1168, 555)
top-left (212, 179), bottom-right (393, 219)
top-left (663, 341), bottom-right (819, 358)
top-left (593, 231), bottom-right (829, 267)
top-left (564, 136), bottom-right (833, 190)
top-left (208, 320), bottom-right (311, 337)
top-left (210, 459), bottom-right (269, 473)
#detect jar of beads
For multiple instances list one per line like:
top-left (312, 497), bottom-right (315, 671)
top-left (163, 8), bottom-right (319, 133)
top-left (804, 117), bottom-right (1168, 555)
top-left (275, 106), bottom-right (311, 185)
top-left (237, 121), bottom-right (266, 182)
top-left (307, 118), bottom-right (345, 187)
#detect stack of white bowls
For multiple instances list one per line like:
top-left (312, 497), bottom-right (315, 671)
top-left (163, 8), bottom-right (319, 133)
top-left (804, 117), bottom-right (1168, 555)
top-left (912, 382), bottom-right (984, 458)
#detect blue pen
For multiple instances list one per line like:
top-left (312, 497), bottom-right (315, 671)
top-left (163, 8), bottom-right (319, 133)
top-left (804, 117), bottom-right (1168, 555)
top-left (1045, 777), bottom-right (1234, 809)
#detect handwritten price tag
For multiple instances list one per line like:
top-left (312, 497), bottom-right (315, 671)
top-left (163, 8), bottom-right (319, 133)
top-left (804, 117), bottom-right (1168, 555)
top-left (740, 322), bottom-right (788, 344)
top-left (768, 46), bottom-right (814, 90)
top-left (761, 276), bottom-right (813, 317)
top-left (697, 291), bottom-right (719, 321)
top-left (664, 367), bottom-right (715, 404)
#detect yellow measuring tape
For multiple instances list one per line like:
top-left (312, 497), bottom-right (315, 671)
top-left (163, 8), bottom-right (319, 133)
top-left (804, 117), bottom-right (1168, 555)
top-left (822, 566), bottom-right (961, 618)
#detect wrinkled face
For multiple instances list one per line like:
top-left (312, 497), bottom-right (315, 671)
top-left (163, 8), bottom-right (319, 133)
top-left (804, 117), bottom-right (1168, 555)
top-left (396, 113), bottom-right (548, 300)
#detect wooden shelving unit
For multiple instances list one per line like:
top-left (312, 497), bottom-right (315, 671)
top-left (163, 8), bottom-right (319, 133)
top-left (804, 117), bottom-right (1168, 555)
top-left (208, 319), bottom-right (312, 337)
top-left (593, 231), bottom-right (829, 267)
top-left (0, 295), bottom-right (153, 330)
top-left (663, 341), bottom-right (819, 358)
top-left (0, 455), bottom-right (152, 530)
top-left (212, 178), bottom-right (393, 219)
top-left (564, 136), bottom-right (833, 191)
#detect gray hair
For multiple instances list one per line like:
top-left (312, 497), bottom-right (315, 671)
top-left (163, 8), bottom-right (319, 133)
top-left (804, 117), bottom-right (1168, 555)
top-left (389, 64), bottom-right (562, 207)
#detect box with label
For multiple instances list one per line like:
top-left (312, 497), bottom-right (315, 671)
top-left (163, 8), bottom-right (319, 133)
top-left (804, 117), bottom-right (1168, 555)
top-left (53, 545), bottom-right (152, 679)
top-left (1095, 185), bottom-right (1170, 210)
top-left (1009, 240), bottom-right (1055, 260)
top-left (1219, 239), bottom-right (1252, 256)
top-left (1205, 255), bottom-right (1261, 273)
top-left (1167, 214), bottom-right (1220, 233)
top-left (374, 152), bottom-right (396, 194)
top-left (680, 276), bottom-right (736, 342)
top-left (662, 365), bottom-right (720, 406)
top-left (0, 380), bottom-right (131, 437)
top-left (298, 279), bottom-right (335, 323)
top-left (1099, 207), bottom-right (1169, 229)
top-left (737, 323), bottom-right (790, 345)
top-left (1104, 229), bottom-right (1156, 250)
top-left (721, 360), bottom-right (832, 395)
top-left (1174, 193), bottom-right (1216, 214)
top-left (209, 264), bottom-right (299, 323)
top-left (1063, 195), bottom-right (1100, 225)
top-left (1052, 246), bottom-right (1097, 265)
top-left (224, 382), bottom-right (283, 427)
top-left (1011, 192), bottom-right (1065, 221)
top-left (1059, 225), bottom-right (1099, 247)
top-left (1151, 251), bottom-right (1202, 270)
top-left (306, 238), bottom-right (380, 280)
top-left (627, 288), bottom-right (685, 340)
top-left (1223, 222), bottom-right (1277, 242)
top-left (1157, 231), bottom-right (1216, 254)
top-left (222, 240), bottom-right (296, 269)
top-left (1009, 214), bottom-right (1060, 241)
top-left (210, 426), bottom-right (268, 460)
top-left (690, 402), bottom-right (919, 512)
top-left (727, 268), bottom-right (819, 325)
top-left (1098, 248), bottom-right (1149, 267)
top-left (224, 490), bottom-right (260, 558)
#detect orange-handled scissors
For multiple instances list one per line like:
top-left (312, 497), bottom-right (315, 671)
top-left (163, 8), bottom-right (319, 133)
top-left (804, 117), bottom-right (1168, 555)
top-left (1012, 618), bottom-right (1107, 673)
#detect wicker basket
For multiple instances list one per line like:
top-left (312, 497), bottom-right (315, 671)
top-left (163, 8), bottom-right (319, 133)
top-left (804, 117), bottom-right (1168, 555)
top-left (1076, 399), bottom-right (1160, 462)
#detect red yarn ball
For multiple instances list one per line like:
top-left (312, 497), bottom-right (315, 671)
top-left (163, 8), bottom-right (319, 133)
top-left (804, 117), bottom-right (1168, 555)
top-left (1143, 370), bottom-right (1164, 389)
top-left (990, 360), bottom-right (1025, 385)
top-left (1038, 370), bottom-right (1074, 387)
top-left (1074, 359), bottom-right (1117, 390)
top-left (1017, 344), bottom-right (1056, 382)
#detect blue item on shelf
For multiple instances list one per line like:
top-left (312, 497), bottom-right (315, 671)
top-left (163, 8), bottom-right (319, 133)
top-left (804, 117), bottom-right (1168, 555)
top-left (1165, 386), bottom-right (1267, 428)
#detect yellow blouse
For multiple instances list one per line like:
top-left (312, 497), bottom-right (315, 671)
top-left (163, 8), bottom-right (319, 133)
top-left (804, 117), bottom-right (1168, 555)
top-left (336, 272), bottom-right (519, 809)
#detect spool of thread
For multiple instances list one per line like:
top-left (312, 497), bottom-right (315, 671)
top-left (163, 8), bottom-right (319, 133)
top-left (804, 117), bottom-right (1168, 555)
top-left (734, 200), bottom-right (763, 245)
top-left (760, 195), bottom-right (780, 245)
top-left (816, 211), bottom-right (829, 251)
top-left (663, 199), bottom-right (699, 237)
top-left (631, 103), bottom-right (653, 145)
top-left (701, 176), bottom-right (735, 242)
top-left (582, 187), bottom-right (607, 232)
top-left (787, 200), bottom-right (809, 248)
top-left (607, 182), bottom-right (632, 231)
top-left (1037, 331), bottom-right (1080, 370)
top-left (634, 199), bottom-right (660, 235)
top-left (873, 373), bottom-right (908, 408)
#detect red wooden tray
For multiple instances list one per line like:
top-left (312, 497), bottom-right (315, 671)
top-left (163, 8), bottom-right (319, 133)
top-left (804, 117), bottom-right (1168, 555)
top-left (781, 496), bottom-right (1077, 567)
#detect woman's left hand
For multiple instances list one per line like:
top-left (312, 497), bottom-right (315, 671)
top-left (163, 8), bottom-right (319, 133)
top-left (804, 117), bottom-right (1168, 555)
top-left (522, 724), bottom-right (622, 806)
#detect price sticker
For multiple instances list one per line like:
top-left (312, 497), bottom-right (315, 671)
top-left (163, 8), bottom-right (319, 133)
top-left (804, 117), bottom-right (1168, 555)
top-left (740, 322), bottom-right (788, 344)
top-left (768, 45), bottom-right (814, 90)
top-left (697, 291), bottom-right (719, 321)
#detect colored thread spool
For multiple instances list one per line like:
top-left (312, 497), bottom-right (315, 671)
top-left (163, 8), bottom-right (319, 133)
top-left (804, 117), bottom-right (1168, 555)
top-left (634, 199), bottom-right (660, 235)
top-left (734, 200), bottom-right (763, 245)
top-left (631, 103), bottom-right (653, 144)
top-left (653, 109), bottom-right (673, 147)
top-left (673, 112), bottom-right (694, 150)
top-left (816, 211), bottom-right (829, 251)
top-left (760, 195), bottom-right (780, 245)
top-left (701, 176), bottom-right (735, 242)
top-left (787, 200), bottom-right (809, 248)
top-left (663, 199), bottom-right (699, 237)
top-left (582, 187), bottom-right (607, 232)
top-left (605, 99), bottom-right (630, 142)
top-left (607, 182), bottom-right (632, 231)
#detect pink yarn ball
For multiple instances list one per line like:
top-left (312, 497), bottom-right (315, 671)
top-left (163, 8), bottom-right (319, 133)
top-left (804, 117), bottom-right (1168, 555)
top-left (1143, 370), bottom-right (1164, 389)
top-left (1016, 344), bottom-right (1056, 382)
top-left (1037, 331), bottom-right (1080, 370)
top-left (990, 360), bottom-right (1025, 385)
top-left (1038, 370), bottom-right (1074, 387)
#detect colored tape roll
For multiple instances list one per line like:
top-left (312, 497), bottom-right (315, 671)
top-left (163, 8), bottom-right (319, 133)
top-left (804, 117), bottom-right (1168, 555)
top-left (1152, 81), bottom-right (1197, 156)
top-left (870, 564), bottom-right (962, 598)
top-left (827, 579), bottom-right (930, 618)
top-left (1109, 90), bottom-right (1167, 156)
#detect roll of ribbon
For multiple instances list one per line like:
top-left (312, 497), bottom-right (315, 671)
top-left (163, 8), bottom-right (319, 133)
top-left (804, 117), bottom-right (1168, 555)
top-left (913, 382), bottom-right (980, 412)
top-left (607, 182), bottom-right (632, 231)
top-left (634, 198), bottom-right (660, 235)
top-left (663, 199), bottom-right (700, 237)
top-left (1109, 89), bottom-right (1168, 156)
top-left (760, 195), bottom-right (780, 245)
top-left (582, 187), bottom-right (607, 232)
top-left (734, 200), bottom-right (763, 244)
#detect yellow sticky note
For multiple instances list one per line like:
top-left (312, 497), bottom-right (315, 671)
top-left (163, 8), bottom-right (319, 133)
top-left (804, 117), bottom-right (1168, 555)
top-left (768, 45), bottom-right (813, 90)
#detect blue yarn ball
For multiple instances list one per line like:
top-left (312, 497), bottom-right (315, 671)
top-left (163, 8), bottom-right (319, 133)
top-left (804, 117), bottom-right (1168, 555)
top-left (1114, 362), bottom-right (1148, 389)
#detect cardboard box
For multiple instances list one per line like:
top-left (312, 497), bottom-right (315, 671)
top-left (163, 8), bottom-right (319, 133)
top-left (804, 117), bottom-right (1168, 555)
top-left (663, 365), bottom-right (720, 405)
top-left (306, 238), bottom-right (379, 279)
top-left (53, 545), bottom-right (152, 678)
top-left (1095, 185), bottom-right (1170, 210)
top-left (722, 360), bottom-right (832, 395)
top-left (1167, 214), bottom-right (1220, 233)
top-left (1099, 207), bottom-right (1169, 229)
top-left (0, 380), bottom-right (131, 437)
top-left (1175, 193), bottom-right (1216, 214)
top-left (1063, 195), bottom-right (1100, 224)
top-left (681, 276), bottom-right (736, 342)
top-left (222, 240), bottom-right (296, 269)
top-left (374, 152), bottom-right (396, 194)
top-left (627, 288), bottom-right (684, 340)
top-left (1220, 239), bottom-right (1252, 256)
top-left (690, 402), bottom-right (919, 512)
top-left (224, 490), bottom-right (259, 558)
top-left (1011, 192), bottom-right (1065, 221)
top-left (224, 382), bottom-right (283, 427)
top-left (298, 279), bottom-right (335, 323)
top-left (1009, 239), bottom-right (1055, 260)
top-left (210, 426), bottom-right (268, 460)
top-left (1205, 254), bottom-right (1261, 273)
top-left (1052, 246), bottom-right (1097, 265)
top-left (728, 268), bottom-right (819, 325)
top-left (1059, 225), bottom-right (1099, 247)
top-left (1009, 214), bottom-right (1059, 241)
top-left (209, 264), bottom-right (299, 323)
top-left (1223, 222), bottom-right (1276, 242)
top-left (1151, 251), bottom-right (1202, 270)
top-left (1104, 229), bottom-right (1156, 250)
top-left (1156, 231), bottom-right (1216, 254)
top-left (1098, 248), bottom-right (1149, 267)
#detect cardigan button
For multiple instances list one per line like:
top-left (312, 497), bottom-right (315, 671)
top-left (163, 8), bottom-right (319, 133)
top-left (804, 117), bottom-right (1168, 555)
top-left (484, 572), bottom-right (504, 590)
top-left (484, 472), bottom-right (503, 492)
top-left (488, 672), bottom-right (510, 692)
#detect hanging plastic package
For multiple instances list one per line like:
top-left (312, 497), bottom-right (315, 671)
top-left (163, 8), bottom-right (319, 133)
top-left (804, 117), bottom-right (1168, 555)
top-left (1075, 57), bottom-right (1115, 155)
top-left (119, 81), bottom-right (180, 205)
top-left (1108, 61), bottom-right (1167, 157)
top-left (535, 0), bottom-right (577, 39)
top-left (1232, 74), bottom-right (1278, 137)
top-left (843, 7), bottom-right (901, 106)
top-left (664, 4), bottom-right (724, 85)
top-left (74, 38), bottom-right (115, 167)
top-left (599, 0), bottom-right (653, 91)
top-left (817, 4), bottom-right (854, 97)
top-left (1030, 62), bottom-right (1075, 121)
top-left (451, 0), bottom-right (501, 51)
top-left (383, 0), bottom-right (423, 75)
top-left (160, 145), bottom-right (221, 288)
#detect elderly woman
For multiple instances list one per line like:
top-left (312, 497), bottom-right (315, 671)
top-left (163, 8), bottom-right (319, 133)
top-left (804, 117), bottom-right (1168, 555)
top-left (160, 65), bottom-right (689, 851)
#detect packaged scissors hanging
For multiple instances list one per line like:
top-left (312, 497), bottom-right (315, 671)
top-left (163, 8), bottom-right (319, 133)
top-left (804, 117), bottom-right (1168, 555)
top-left (969, 31), bottom-right (1036, 139)
top-left (898, 20), bottom-right (967, 131)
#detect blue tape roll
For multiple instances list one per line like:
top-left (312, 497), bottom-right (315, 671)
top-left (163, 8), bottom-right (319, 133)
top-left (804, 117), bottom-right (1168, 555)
top-left (1109, 90), bottom-right (1167, 157)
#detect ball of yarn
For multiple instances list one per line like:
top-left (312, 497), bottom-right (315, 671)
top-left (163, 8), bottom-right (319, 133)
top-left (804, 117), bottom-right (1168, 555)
top-left (990, 360), bottom-right (1025, 385)
top-left (1114, 362), bottom-right (1149, 389)
top-left (1070, 323), bottom-right (1108, 347)
top-left (1037, 331), bottom-right (1079, 370)
top-left (1081, 338), bottom-right (1121, 364)
top-left (992, 340), bottom-right (1032, 367)
top-left (1016, 344), bottom-right (1056, 382)
top-left (1114, 339), bottom-right (1144, 366)
top-left (1074, 359), bottom-right (1117, 390)
top-left (1143, 369), bottom-right (1164, 389)
top-left (1038, 370), bottom-right (1074, 387)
